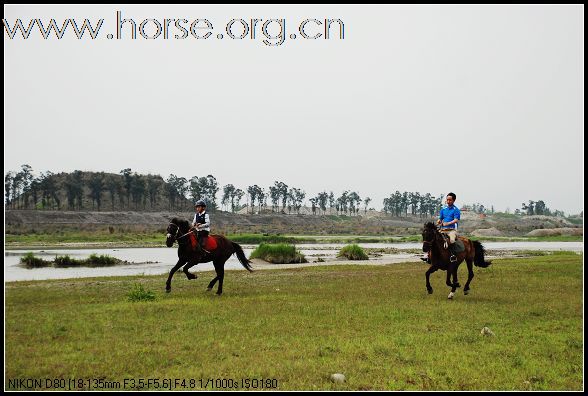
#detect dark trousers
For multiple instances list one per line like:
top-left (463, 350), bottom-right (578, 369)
top-left (197, 231), bottom-right (209, 249)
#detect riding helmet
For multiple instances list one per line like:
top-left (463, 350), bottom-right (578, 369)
top-left (195, 200), bottom-right (207, 207)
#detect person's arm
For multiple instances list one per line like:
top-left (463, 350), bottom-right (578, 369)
top-left (203, 213), bottom-right (211, 229)
top-left (192, 213), bottom-right (198, 227)
top-left (442, 209), bottom-right (460, 226)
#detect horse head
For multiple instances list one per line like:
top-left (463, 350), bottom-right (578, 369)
top-left (422, 222), bottom-right (439, 252)
top-left (166, 218), bottom-right (190, 247)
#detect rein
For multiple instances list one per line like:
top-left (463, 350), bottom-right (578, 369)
top-left (168, 223), bottom-right (194, 242)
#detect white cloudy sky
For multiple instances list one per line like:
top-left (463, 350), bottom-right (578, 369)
top-left (4, 4), bottom-right (584, 214)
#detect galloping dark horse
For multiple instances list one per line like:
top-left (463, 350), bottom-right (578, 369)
top-left (165, 218), bottom-right (253, 295)
top-left (421, 222), bottom-right (491, 299)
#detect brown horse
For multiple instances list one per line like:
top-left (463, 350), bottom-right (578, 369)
top-left (165, 218), bottom-right (253, 295)
top-left (421, 222), bottom-right (491, 299)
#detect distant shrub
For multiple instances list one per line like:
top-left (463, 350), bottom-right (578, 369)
top-left (566, 217), bottom-right (583, 225)
top-left (229, 234), bottom-right (303, 244)
top-left (249, 243), bottom-right (307, 264)
top-left (53, 254), bottom-right (121, 267)
top-left (53, 255), bottom-right (81, 267)
top-left (127, 283), bottom-right (156, 302)
top-left (86, 254), bottom-right (119, 266)
top-left (338, 244), bottom-right (369, 260)
top-left (20, 252), bottom-right (52, 268)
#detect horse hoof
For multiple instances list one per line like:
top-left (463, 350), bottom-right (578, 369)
top-left (427, 289), bottom-right (433, 294)
top-left (165, 288), bottom-right (171, 293)
top-left (448, 292), bottom-right (455, 299)
top-left (206, 287), bottom-right (212, 292)
top-left (216, 291), bottom-right (222, 296)
top-left (464, 289), bottom-right (469, 295)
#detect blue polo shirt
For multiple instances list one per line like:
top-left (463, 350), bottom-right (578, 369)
top-left (439, 205), bottom-right (461, 230)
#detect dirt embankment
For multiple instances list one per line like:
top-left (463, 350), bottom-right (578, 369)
top-left (5, 210), bottom-right (582, 237)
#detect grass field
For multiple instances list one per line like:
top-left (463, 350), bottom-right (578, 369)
top-left (5, 255), bottom-right (583, 390)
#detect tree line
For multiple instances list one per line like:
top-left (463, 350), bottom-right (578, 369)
top-left (516, 200), bottom-right (565, 217)
top-left (4, 165), bottom-right (569, 217)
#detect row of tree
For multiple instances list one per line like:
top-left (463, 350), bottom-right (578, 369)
top-left (5, 165), bottom-right (568, 217)
top-left (516, 200), bottom-right (565, 217)
top-left (383, 191), bottom-right (445, 218)
top-left (4, 165), bottom-right (199, 211)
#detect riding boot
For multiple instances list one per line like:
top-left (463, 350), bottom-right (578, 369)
top-left (449, 244), bottom-right (457, 262)
top-left (197, 234), bottom-right (210, 254)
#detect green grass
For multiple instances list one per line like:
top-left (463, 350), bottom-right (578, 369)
top-left (249, 243), bottom-right (307, 264)
top-left (127, 283), bottom-right (157, 302)
top-left (338, 244), bottom-right (369, 260)
top-left (19, 252), bottom-right (52, 268)
top-left (20, 253), bottom-right (121, 268)
top-left (5, 255), bottom-right (582, 390)
top-left (227, 233), bottom-right (313, 244)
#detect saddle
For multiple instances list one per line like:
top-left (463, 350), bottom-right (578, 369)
top-left (200, 235), bottom-right (218, 251)
top-left (440, 234), bottom-right (465, 253)
top-left (186, 233), bottom-right (218, 252)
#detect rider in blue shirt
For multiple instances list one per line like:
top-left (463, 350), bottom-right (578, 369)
top-left (422, 192), bottom-right (461, 263)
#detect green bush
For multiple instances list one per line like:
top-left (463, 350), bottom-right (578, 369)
top-left (53, 255), bottom-right (81, 267)
top-left (52, 254), bottom-right (121, 268)
top-left (338, 244), bottom-right (369, 260)
top-left (228, 234), bottom-right (291, 244)
top-left (249, 243), bottom-right (307, 264)
top-left (20, 252), bottom-right (52, 268)
top-left (86, 254), bottom-right (119, 266)
top-left (127, 283), bottom-right (156, 302)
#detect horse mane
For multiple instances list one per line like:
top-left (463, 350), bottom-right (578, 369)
top-left (424, 221), bottom-right (437, 230)
top-left (171, 217), bottom-right (191, 232)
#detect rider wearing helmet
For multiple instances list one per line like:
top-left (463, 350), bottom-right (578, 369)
top-left (192, 200), bottom-right (211, 253)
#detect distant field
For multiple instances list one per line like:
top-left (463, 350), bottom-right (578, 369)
top-left (5, 255), bottom-right (583, 390)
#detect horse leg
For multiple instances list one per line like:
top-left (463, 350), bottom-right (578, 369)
top-left (452, 263), bottom-right (461, 289)
top-left (165, 259), bottom-right (184, 293)
top-left (206, 275), bottom-right (218, 292)
top-left (464, 259), bottom-right (474, 295)
top-left (213, 261), bottom-right (225, 296)
top-left (446, 267), bottom-right (452, 287)
top-left (448, 262), bottom-right (463, 299)
top-left (425, 266), bottom-right (438, 294)
top-left (183, 258), bottom-right (198, 280)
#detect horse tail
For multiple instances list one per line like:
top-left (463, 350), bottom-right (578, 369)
top-left (473, 240), bottom-right (492, 267)
top-left (232, 242), bottom-right (254, 272)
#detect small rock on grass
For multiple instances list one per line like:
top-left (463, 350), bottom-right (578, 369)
top-left (480, 326), bottom-right (495, 336)
top-left (330, 373), bottom-right (345, 383)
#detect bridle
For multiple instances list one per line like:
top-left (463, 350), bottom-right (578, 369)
top-left (167, 222), bottom-right (194, 243)
top-left (422, 227), bottom-right (439, 248)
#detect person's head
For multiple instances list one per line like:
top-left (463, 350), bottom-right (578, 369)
top-left (195, 200), bottom-right (207, 213)
top-left (446, 193), bottom-right (456, 206)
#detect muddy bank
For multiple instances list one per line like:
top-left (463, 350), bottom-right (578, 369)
top-left (5, 209), bottom-right (582, 237)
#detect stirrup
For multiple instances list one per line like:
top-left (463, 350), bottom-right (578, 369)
top-left (450, 254), bottom-right (457, 263)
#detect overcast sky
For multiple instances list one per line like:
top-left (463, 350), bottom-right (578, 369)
top-left (4, 5), bottom-right (584, 214)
